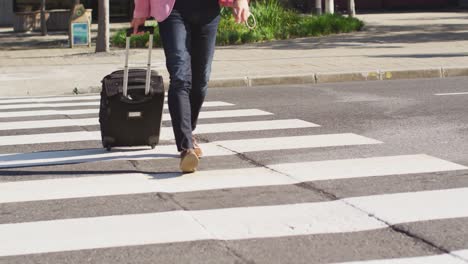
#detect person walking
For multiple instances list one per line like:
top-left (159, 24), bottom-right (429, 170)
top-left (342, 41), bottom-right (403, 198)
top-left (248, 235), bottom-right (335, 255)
top-left (131, 0), bottom-right (251, 173)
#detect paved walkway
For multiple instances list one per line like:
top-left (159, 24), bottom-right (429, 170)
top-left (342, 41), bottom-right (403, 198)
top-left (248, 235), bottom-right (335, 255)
top-left (0, 12), bottom-right (468, 96)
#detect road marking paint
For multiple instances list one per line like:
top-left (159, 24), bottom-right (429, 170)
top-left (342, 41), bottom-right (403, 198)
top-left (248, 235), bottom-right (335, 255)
top-left (346, 187), bottom-right (468, 225)
top-left (0, 154), bottom-right (464, 202)
top-left (0, 95), bottom-right (101, 104)
top-left (0, 143), bottom-right (231, 169)
top-left (0, 102), bottom-right (236, 119)
top-left (0, 201), bottom-right (385, 257)
top-left (0, 118), bottom-right (98, 130)
top-left (0, 131), bottom-right (101, 146)
top-left (434, 92), bottom-right (468, 96)
top-left (0, 109), bottom-right (99, 118)
top-left (0, 109), bottom-right (273, 130)
top-left (0, 133), bottom-right (370, 168)
top-left (334, 252), bottom-right (467, 264)
top-left (216, 133), bottom-right (382, 152)
top-left (0, 119), bottom-right (319, 146)
top-left (198, 109), bottom-right (272, 119)
top-left (191, 201), bottom-right (385, 240)
top-left (6, 188), bottom-right (468, 256)
top-left (455, 250), bottom-right (468, 260)
top-left (0, 101), bottom-right (232, 110)
top-left (194, 119), bottom-right (318, 134)
top-left (0, 102), bottom-right (100, 109)
top-left (270, 154), bottom-right (466, 182)
top-left (0, 210), bottom-right (212, 257)
top-left (0, 95), bottom-right (169, 105)
top-left (0, 167), bottom-right (292, 203)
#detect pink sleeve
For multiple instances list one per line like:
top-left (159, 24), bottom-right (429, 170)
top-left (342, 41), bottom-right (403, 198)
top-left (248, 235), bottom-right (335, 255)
top-left (133, 0), bottom-right (150, 18)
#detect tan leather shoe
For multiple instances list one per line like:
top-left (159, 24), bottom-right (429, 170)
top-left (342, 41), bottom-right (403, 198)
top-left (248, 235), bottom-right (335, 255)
top-left (192, 136), bottom-right (203, 158)
top-left (180, 149), bottom-right (199, 173)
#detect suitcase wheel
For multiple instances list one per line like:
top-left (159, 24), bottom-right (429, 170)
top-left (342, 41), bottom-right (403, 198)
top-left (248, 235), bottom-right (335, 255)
top-left (102, 137), bottom-right (115, 152)
top-left (150, 144), bottom-right (156, 149)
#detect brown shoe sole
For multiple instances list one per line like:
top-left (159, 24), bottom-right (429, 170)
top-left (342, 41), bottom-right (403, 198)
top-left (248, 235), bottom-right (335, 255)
top-left (180, 151), bottom-right (199, 173)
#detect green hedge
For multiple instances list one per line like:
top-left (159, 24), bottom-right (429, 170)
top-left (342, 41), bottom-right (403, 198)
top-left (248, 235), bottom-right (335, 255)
top-left (112, 0), bottom-right (364, 48)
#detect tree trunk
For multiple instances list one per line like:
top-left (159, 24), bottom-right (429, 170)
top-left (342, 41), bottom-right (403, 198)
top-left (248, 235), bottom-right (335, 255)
top-left (325, 0), bottom-right (334, 14)
top-left (348, 0), bottom-right (356, 17)
top-left (314, 0), bottom-right (322, 15)
top-left (96, 0), bottom-right (110, 52)
top-left (40, 0), bottom-right (47, 36)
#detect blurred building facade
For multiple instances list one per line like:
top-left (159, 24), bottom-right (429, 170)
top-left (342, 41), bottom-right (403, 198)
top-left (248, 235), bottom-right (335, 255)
top-left (0, 0), bottom-right (464, 27)
top-left (289, 0), bottom-right (460, 13)
top-left (1, 0), bottom-right (134, 27)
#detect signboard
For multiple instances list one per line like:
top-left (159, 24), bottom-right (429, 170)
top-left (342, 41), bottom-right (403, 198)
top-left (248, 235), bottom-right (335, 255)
top-left (69, 4), bottom-right (91, 48)
top-left (71, 22), bottom-right (89, 46)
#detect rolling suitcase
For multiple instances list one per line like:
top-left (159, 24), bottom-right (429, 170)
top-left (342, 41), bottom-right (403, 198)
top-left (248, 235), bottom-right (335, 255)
top-left (99, 27), bottom-right (165, 151)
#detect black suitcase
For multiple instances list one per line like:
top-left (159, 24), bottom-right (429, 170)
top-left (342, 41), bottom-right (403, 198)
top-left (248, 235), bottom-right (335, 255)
top-left (99, 27), bottom-right (165, 151)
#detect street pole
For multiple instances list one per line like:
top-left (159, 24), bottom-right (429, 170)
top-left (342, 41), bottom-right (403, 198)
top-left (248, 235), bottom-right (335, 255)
top-left (348, 0), bottom-right (356, 17)
top-left (96, 0), bottom-right (110, 52)
top-left (325, 0), bottom-right (334, 14)
top-left (314, 0), bottom-right (322, 15)
top-left (40, 0), bottom-right (47, 36)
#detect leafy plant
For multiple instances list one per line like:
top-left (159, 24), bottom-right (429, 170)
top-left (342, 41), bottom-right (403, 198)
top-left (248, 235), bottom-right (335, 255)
top-left (111, 0), bottom-right (364, 47)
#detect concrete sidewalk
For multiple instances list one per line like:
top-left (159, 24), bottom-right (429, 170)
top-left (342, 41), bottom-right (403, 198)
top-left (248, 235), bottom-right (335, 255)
top-left (1, 12), bottom-right (468, 96)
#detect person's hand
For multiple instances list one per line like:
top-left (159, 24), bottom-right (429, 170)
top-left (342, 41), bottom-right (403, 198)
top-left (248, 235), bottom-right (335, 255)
top-left (131, 17), bottom-right (147, 34)
top-left (233, 0), bottom-right (250, 24)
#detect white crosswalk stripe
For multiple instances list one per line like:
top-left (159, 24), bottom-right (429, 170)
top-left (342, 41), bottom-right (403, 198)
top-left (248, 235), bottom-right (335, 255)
top-left (346, 187), bottom-right (468, 224)
top-left (0, 109), bottom-right (99, 118)
top-left (270, 154), bottom-right (466, 181)
top-left (0, 154), bottom-right (464, 204)
top-left (0, 109), bottom-right (273, 130)
top-left (334, 252), bottom-right (468, 264)
top-left (2, 187), bottom-right (468, 257)
top-left (0, 133), bottom-right (380, 168)
top-left (0, 101), bottom-right (101, 109)
top-left (0, 95), bottom-right (168, 105)
top-left (0, 100), bottom-right (231, 110)
top-left (0, 95), bottom-right (101, 104)
top-left (0, 201), bottom-right (386, 257)
top-left (0, 119), bottom-right (318, 146)
top-left (0, 95), bottom-right (467, 262)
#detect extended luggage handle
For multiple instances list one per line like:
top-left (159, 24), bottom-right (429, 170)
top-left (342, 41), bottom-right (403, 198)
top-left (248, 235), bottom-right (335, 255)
top-left (123, 26), bottom-right (155, 97)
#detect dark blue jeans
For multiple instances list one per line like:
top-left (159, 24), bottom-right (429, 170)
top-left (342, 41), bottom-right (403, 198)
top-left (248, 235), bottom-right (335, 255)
top-left (158, 3), bottom-right (220, 152)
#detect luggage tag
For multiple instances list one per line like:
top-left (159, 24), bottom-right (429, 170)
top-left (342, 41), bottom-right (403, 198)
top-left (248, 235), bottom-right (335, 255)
top-left (128, 111), bottom-right (142, 118)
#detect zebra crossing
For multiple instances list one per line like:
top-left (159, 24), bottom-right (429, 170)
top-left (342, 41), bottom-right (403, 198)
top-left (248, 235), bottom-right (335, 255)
top-left (0, 94), bottom-right (467, 263)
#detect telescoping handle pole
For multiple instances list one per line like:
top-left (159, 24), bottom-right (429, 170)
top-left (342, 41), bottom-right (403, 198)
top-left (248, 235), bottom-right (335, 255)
top-left (124, 26), bottom-right (155, 97)
top-left (145, 32), bottom-right (153, 95)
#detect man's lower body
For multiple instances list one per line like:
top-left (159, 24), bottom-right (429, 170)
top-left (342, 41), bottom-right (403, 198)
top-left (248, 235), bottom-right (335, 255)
top-left (158, 4), bottom-right (220, 173)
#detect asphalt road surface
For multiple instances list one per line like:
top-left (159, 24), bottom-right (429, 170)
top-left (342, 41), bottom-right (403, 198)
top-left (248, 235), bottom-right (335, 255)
top-left (0, 77), bottom-right (468, 264)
